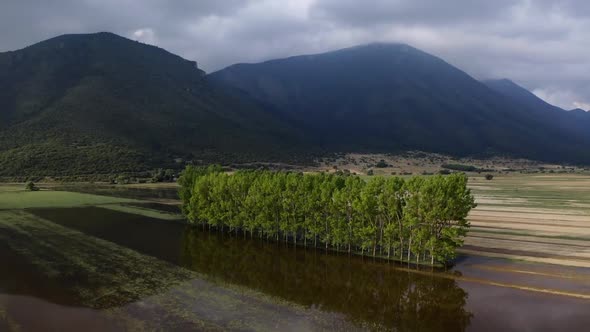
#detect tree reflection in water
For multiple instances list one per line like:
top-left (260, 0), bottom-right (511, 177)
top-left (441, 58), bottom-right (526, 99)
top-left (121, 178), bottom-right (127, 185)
top-left (180, 228), bottom-right (472, 331)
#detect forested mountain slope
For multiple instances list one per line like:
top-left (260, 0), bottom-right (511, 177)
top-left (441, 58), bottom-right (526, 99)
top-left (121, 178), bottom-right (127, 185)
top-left (211, 43), bottom-right (590, 164)
top-left (0, 32), bottom-right (301, 176)
top-left (2, 34), bottom-right (590, 177)
top-left (483, 79), bottom-right (590, 139)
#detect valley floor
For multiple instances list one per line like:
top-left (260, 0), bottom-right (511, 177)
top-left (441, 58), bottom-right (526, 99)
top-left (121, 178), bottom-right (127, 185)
top-left (464, 174), bottom-right (590, 268)
top-left (1, 178), bottom-right (590, 330)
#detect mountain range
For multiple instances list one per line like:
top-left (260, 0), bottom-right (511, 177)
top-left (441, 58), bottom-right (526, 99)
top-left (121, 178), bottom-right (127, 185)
top-left (1, 33), bottom-right (589, 177)
top-left (0, 33), bottom-right (302, 177)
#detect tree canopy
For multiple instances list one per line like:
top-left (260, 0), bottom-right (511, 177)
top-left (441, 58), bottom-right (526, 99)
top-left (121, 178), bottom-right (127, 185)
top-left (179, 166), bottom-right (476, 265)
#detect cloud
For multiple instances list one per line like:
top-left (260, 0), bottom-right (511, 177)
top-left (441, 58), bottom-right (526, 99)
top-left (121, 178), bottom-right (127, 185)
top-left (0, 0), bottom-right (588, 108)
top-left (573, 102), bottom-right (590, 111)
top-left (533, 88), bottom-right (590, 110)
top-left (311, 0), bottom-right (517, 26)
top-left (132, 28), bottom-right (157, 45)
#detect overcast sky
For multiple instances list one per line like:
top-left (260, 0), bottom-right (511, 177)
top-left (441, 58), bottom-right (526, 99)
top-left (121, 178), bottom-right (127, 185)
top-left (1, 0), bottom-right (588, 110)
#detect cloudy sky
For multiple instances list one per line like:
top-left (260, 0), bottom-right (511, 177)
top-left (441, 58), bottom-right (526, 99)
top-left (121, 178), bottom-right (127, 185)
top-left (1, 0), bottom-right (588, 110)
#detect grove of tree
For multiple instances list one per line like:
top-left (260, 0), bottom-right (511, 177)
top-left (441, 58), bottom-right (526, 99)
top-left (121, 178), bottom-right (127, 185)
top-left (179, 166), bottom-right (476, 265)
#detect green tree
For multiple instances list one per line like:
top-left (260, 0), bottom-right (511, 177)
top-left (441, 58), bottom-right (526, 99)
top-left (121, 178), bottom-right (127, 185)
top-left (25, 181), bottom-right (39, 191)
top-left (379, 177), bottom-right (405, 259)
top-left (179, 167), bottom-right (476, 266)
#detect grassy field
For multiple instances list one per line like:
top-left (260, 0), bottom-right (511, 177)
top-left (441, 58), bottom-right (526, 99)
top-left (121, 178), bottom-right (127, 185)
top-left (464, 174), bottom-right (590, 267)
top-left (0, 185), bottom-right (182, 220)
top-left (0, 186), bottom-right (136, 210)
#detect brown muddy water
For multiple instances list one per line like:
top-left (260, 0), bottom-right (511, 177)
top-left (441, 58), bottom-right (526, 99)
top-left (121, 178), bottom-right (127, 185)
top-left (2, 200), bottom-right (590, 330)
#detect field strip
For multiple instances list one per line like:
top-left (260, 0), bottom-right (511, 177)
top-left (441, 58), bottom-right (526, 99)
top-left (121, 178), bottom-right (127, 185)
top-left (0, 190), bottom-right (138, 210)
top-left (468, 232), bottom-right (590, 247)
top-left (469, 218), bottom-right (590, 229)
top-left (468, 223), bottom-right (590, 237)
top-left (468, 265), bottom-right (590, 281)
top-left (458, 249), bottom-right (590, 269)
top-left (462, 240), bottom-right (590, 259)
top-left (100, 204), bottom-right (183, 220)
top-left (391, 264), bottom-right (590, 300)
top-left (470, 210), bottom-right (590, 221)
top-left (470, 227), bottom-right (590, 240)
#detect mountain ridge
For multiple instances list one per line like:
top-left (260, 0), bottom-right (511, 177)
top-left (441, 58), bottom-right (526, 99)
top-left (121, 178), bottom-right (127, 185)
top-left (2, 32), bottom-right (590, 177)
top-left (0, 32), bottom-right (305, 177)
top-left (211, 43), bottom-right (590, 164)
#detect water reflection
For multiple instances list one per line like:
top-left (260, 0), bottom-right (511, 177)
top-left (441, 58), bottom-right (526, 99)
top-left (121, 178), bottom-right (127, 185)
top-left (33, 207), bottom-right (472, 330)
top-left (180, 229), bottom-right (472, 331)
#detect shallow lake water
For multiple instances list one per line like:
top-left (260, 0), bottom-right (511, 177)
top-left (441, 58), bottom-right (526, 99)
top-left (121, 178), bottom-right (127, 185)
top-left (2, 203), bottom-right (590, 331)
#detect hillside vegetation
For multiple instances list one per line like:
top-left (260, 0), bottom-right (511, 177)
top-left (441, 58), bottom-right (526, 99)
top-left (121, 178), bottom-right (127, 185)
top-left (211, 43), bottom-right (590, 164)
top-left (0, 32), bottom-right (303, 177)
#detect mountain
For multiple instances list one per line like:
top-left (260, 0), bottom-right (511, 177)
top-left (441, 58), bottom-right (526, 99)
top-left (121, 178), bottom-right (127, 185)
top-left (482, 79), bottom-right (564, 113)
top-left (483, 79), bottom-right (590, 140)
top-left (0, 32), bottom-right (302, 177)
top-left (3, 35), bottom-right (590, 178)
top-left (211, 43), bottom-right (590, 163)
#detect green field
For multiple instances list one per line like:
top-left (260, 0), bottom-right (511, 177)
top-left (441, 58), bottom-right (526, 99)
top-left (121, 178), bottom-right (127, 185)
top-left (0, 186), bottom-right (135, 209)
top-left (0, 185), bottom-right (182, 221)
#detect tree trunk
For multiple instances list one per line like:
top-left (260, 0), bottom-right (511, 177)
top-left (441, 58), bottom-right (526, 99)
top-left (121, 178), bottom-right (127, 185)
top-left (400, 240), bottom-right (404, 261)
top-left (379, 221), bottom-right (384, 256)
top-left (407, 235), bottom-right (412, 263)
top-left (431, 244), bottom-right (435, 266)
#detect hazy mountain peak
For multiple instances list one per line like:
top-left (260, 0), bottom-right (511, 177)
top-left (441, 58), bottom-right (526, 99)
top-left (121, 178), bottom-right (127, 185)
top-left (345, 41), bottom-right (414, 50)
top-left (327, 42), bottom-right (425, 58)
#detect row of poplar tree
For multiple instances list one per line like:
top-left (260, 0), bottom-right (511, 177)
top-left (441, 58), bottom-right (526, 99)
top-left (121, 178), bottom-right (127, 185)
top-left (179, 165), bottom-right (476, 265)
